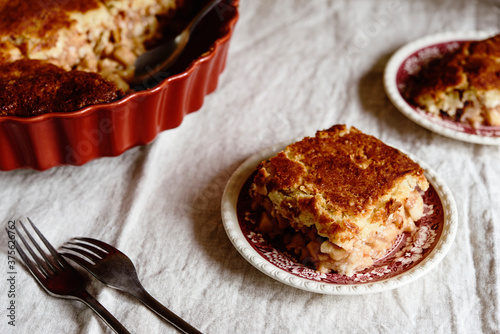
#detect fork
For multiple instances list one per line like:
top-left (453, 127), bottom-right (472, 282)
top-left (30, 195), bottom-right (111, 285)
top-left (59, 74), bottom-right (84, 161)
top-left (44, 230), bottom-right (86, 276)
top-left (7, 219), bottom-right (130, 334)
top-left (61, 237), bottom-right (202, 334)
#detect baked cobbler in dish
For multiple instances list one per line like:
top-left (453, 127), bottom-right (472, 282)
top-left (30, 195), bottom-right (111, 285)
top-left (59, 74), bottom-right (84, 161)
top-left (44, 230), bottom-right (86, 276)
top-left (248, 125), bottom-right (429, 276)
top-left (407, 34), bottom-right (500, 128)
top-left (0, 0), bottom-right (184, 116)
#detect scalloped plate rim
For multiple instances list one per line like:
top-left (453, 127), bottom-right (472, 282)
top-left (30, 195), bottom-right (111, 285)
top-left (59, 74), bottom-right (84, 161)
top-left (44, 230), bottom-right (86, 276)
top-left (383, 30), bottom-right (500, 145)
top-left (221, 140), bottom-right (458, 295)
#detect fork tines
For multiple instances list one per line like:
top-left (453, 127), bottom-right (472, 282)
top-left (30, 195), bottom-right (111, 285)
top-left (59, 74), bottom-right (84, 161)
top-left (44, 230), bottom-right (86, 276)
top-left (11, 218), bottom-right (69, 279)
top-left (62, 237), bottom-right (111, 265)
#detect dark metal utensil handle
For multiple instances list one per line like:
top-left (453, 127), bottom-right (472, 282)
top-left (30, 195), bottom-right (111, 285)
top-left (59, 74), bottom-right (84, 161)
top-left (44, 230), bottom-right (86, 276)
top-left (133, 288), bottom-right (202, 334)
top-left (79, 290), bottom-right (131, 334)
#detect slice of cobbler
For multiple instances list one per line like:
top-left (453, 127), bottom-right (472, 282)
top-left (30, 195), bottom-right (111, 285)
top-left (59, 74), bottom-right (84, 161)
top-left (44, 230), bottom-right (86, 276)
top-left (249, 125), bottom-right (429, 277)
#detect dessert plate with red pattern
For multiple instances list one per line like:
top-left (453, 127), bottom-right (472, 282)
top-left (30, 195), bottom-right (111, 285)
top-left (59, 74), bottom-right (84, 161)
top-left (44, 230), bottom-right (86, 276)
top-left (221, 141), bottom-right (457, 295)
top-left (384, 31), bottom-right (500, 145)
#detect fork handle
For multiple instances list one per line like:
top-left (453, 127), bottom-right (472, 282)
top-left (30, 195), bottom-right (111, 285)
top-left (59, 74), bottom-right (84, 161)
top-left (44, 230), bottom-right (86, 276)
top-left (78, 290), bottom-right (131, 334)
top-left (133, 289), bottom-right (202, 334)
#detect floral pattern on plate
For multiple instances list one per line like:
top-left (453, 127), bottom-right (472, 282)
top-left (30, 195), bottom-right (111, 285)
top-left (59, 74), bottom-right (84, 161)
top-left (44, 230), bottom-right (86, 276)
top-left (237, 177), bottom-right (443, 285)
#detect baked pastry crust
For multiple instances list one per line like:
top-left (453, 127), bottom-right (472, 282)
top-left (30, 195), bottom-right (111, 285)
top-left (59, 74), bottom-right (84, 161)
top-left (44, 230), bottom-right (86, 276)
top-left (0, 60), bottom-right (122, 117)
top-left (407, 34), bottom-right (500, 128)
top-left (249, 125), bottom-right (429, 276)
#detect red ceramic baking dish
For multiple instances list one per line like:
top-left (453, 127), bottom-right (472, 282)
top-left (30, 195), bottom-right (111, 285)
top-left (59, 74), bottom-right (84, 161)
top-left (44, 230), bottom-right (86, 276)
top-left (0, 0), bottom-right (239, 171)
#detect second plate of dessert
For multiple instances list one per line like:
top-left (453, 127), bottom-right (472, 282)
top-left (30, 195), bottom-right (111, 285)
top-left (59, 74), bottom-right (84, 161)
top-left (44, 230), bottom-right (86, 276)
top-left (221, 136), bottom-right (457, 295)
top-left (384, 31), bottom-right (500, 145)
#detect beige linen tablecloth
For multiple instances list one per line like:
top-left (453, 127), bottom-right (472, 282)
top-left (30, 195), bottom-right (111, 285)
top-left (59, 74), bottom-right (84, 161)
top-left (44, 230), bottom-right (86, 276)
top-left (1, 0), bottom-right (499, 333)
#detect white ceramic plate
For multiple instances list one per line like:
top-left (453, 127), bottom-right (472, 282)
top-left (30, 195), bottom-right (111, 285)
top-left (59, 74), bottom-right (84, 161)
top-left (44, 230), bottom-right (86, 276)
top-left (221, 141), bottom-right (458, 295)
top-left (384, 31), bottom-right (500, 145)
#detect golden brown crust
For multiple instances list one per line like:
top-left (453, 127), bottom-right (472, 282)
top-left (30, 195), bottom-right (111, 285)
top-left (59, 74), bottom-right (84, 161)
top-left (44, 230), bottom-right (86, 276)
top-left (255, 125), bottom-right (427, 217)
top-left (464, 36), bottom-right (500, 91)
top-left (0, 0), bottom-right (101, 42)
top-left (0, 59), bottom-right (123, 117)
top-left (409, 34), bottom-right (500, 98)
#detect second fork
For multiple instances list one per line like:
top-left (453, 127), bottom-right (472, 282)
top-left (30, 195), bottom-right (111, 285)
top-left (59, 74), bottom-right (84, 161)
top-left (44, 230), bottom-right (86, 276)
top-left (62, 237), bottom-right (202, 334)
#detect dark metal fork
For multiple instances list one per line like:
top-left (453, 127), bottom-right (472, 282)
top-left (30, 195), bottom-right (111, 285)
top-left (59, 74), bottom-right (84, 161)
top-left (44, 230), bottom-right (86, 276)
top-left (61, 237), bottom-right (202, 334)
top-left (7, 219), bottom-right (130, 334)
